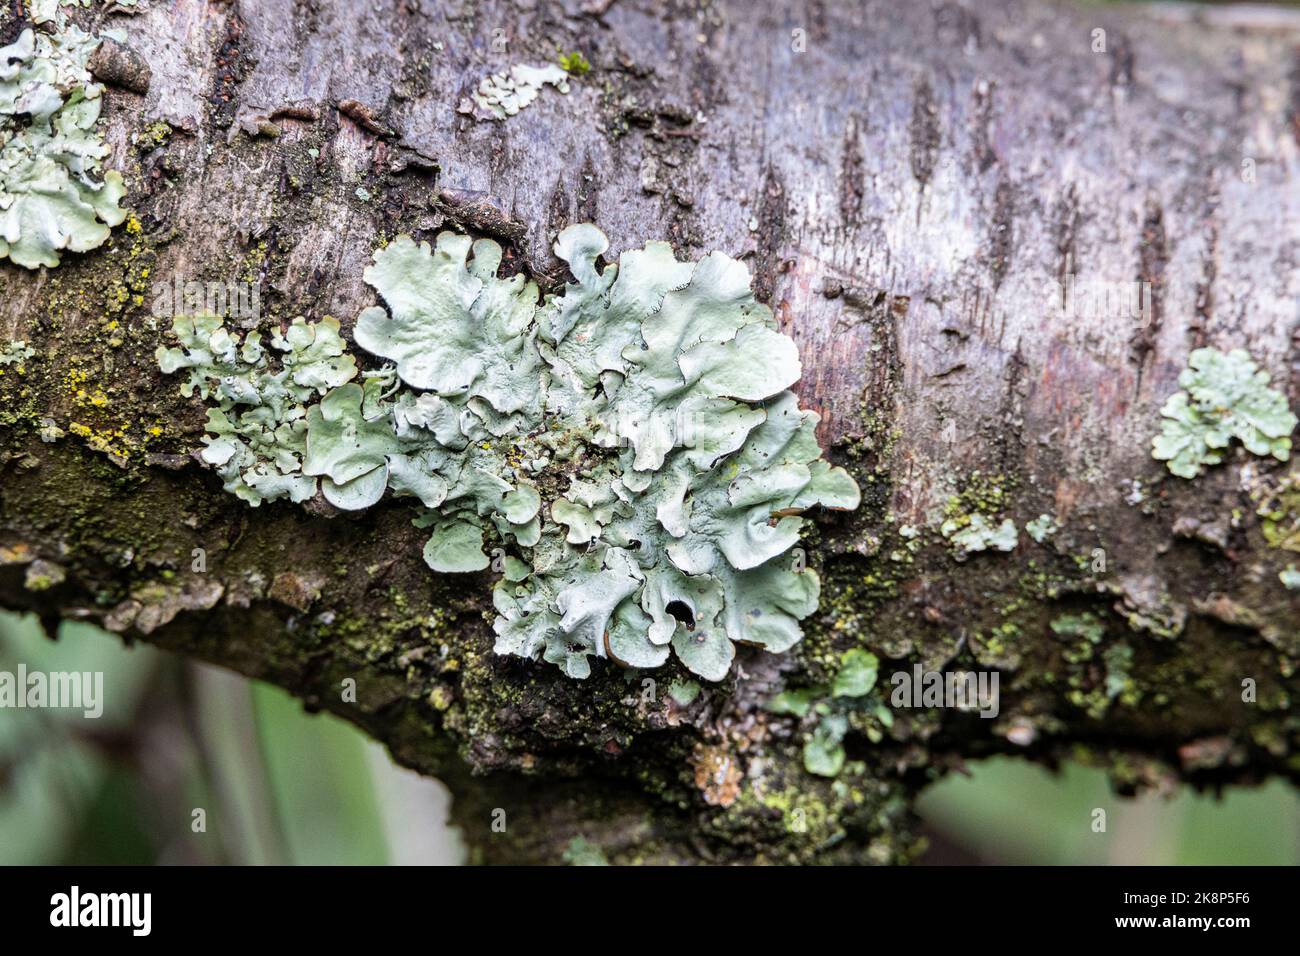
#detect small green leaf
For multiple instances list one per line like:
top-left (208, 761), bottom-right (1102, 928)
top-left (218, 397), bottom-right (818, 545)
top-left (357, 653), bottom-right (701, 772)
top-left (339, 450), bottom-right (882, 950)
top-left (803, 714), bottom-right (847, 778)
top-left (832, 648), bottom-right (879, 698)
top-left (667, 678), bottom-right (701, 707)
top-left (765, 687), bottom-right (820, 717)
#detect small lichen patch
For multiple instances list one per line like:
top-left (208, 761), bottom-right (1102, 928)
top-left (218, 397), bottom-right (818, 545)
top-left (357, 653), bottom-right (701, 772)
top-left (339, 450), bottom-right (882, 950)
top-left (1051, 611), bottom-right (1105, 645)
top-left (1152, 348), bottom-right (1297, 479)
top-left (160, 225), bottom-right (860, 683)
top-left (1249, 469), bottom-right (1300, 553)
top-left (1025, 513), bottom-right (1057, 543)
top-left (803, 713), bottom-right (847, 777)
top-left (935, 470), bottom-right (1018, 557)
top-left (0, 339), bottom-right (35, 374)
top-left (830, 647), bottom-right (878, 698)
top-left (470, 63), bottom-right (571, 119)
top-left (667, 677), bottom-right (701, 707)
top-left (942, 512), bottom-right (1018, 554)
top-left (31, 0), bottom-right (134, 26)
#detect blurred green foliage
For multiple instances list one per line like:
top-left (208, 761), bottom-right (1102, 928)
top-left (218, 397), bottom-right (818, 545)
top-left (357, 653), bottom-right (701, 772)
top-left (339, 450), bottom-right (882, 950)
top-left (1, 609), bottom-right (1294, 864)
top-left (918, 757), bottom-right (1300, 864)
top-left (0, 610), bottom-right (460, 865)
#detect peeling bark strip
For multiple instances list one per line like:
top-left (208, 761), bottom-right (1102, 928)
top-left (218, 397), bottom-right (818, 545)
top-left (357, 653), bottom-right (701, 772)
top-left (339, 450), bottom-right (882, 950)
top-left (838, 114), bottom-right (866, 226)
top-left (984, 175), bottom-right (1014, 291)
top-left (1288, 44), bottom-right (1300, 150)
top-left (751, 164), bottom-right (787, 302)
top-left (908, 76), bottom-right (941, 191)
top-left (2, 0), bottom-right (1300, 865)
top-left (1130, 199), bottom-right (1168, 383)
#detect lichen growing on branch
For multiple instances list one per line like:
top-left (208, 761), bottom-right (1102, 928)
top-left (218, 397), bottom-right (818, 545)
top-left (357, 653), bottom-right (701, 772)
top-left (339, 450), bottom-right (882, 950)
top-left (470, 63), bottom-right (571, 119)
top-left (158, 225), bottom-right (860, 682)
top-left (0, 12), bottom-right (127, 269)
top-left (1152, 347), bottom-right (1297, 479)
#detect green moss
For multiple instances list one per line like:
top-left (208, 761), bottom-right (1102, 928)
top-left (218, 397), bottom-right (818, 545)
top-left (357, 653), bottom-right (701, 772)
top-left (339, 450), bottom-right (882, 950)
top-left (8, 213), bottom-right (170, 465)
top-left (944, 469), bottom-right (1013, 517)
top-left (133, 121), bottom-right (173, 152)
top-left (557, 51), bottom-right (591, 76)
top-left (240, 240), bottom-right (270, 285)
top-left (699, 760), bottom-right (916, 864)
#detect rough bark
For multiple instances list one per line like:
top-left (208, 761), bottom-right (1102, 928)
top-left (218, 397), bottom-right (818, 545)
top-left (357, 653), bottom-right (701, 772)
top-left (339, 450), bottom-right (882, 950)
top-left (1, 0), bottom-right (1298, 864)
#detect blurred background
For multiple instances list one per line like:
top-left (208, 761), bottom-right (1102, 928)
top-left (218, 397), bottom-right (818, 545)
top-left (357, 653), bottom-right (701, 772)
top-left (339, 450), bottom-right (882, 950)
top-left (1, 609), bottom-right (1295, 865)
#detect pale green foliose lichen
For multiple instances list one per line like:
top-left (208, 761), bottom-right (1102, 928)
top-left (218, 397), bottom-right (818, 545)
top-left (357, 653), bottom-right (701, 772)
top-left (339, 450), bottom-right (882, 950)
top-left (471, 64), bottom-right (570, 119)
top-left (156, 314), bottom-right (357, 505)
top-left (767, 647), bottom-right (886, 778)
top-left (1051, 612), bottom-right (1105, 644)
top-left (30, 0), bottom-right (139, 28)
top-left (30, 0), bottom-right (79, 26)
top-left (1025, 513), bottom-right (1057, 543)
top-left (0, 339), bottom-right (36, 368)
top-left (1152, 348), bottom-right (1297, 479)
top-left (831, 647), bottom-right (878, 698)
top-left (941, 512), bottom-right (1017, 554)
top-left (159, 224), bottom-right (860, 683)
top-left (0, 14), bottom-right (127, 269)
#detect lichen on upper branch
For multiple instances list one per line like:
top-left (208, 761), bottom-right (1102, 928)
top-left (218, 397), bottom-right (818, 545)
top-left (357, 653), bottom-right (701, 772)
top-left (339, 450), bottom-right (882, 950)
top-left (0, 9), bottom-right (127, 269)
